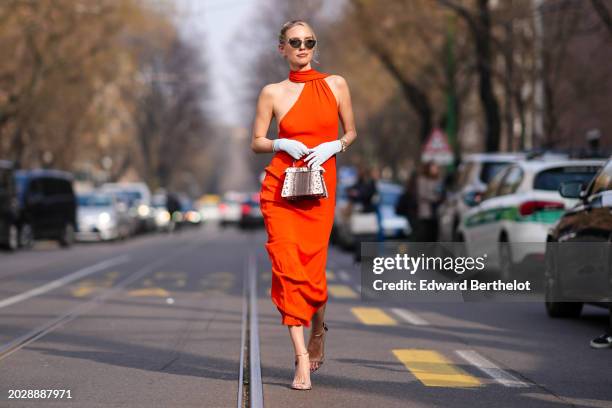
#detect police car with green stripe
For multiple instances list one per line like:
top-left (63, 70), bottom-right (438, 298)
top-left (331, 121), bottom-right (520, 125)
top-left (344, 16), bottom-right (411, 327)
top-left (456, 159), bottom-right (604, 280)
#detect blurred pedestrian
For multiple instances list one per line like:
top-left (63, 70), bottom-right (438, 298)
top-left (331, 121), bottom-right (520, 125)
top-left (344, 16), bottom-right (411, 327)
top-left (346, 165), bottom-right (378, 213)
top-left (346, 166), bottom-right (380, 261)
top-left (395, 169), bottom-right (418, 238)
top-left (415, 161), bottom-right (443, 242)
top-left (166, 192), bottom-right (181, 232)
top-left (250, 20), bottom-right (357, 390)
top-left (582, 129), bottom-right (608, 159)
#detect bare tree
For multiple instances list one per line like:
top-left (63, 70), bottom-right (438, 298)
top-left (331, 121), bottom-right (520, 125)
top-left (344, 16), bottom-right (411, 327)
top-left (590, 0), bottom-right (612, 37)
top-left (438, 0), bottom-right (502, 152)
top-left (349, 0), bottom-right (436, 142)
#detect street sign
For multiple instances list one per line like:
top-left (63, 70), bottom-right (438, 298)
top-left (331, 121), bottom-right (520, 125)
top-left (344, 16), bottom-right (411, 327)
top-left (422, 128), bottom-right (454, 165)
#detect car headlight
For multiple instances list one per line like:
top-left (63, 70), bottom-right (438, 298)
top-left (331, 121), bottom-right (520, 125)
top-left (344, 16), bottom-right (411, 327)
top-left (98, 212), bottom-right (112, 226)
top-left (156, 210), bottom-right (170, 223)
top-left (138, 204), bottom-right (150, 217)
top-left (186, 211), bottom-right (201, 223)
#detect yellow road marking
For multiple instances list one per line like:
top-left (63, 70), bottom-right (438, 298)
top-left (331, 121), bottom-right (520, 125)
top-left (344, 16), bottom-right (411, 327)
top-left (71, 286), bottom-right (98, 297)
top-left (351, 307), bottom-right (397, 325)
top-left (199, 272), bottom-right (235, 293)
top-left (127, 288), bottom-right (170, 297)
top-left (326, 269), bottom-right (335, 281)
top-left (154, 271), bottom-right (187, 279)
top-left (392, 349), bottom-right (481, 387)
top-left (70, 271), bottom-right (117, 298)
top-left (328, 284), bottom-right (358, 299)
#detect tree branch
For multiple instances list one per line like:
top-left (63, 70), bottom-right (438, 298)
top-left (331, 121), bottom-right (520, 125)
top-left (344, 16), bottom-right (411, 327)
top-left (590, 0), bottom-right (612, 37)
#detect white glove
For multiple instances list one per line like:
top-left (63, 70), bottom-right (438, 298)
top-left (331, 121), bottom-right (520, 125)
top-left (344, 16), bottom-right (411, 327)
top-left (303, 140), bottom-right (342, 168)
top-left (273, 138), bottom-right (309, 160)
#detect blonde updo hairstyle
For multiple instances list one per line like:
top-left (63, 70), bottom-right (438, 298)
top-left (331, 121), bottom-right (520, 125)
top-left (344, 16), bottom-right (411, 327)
top-left (278, 19), bottom-right (320, 65)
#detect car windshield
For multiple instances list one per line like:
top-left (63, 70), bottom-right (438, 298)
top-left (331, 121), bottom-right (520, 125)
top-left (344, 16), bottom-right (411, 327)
top-left (123, 191), bottom-right (142, 201)
top-left (480, 162), bottom-right (512, 184)
top-left (78, 194), bottom-right (112, 207)
top-left (533, 166), bottom-right (600, 191)
top-left (151, 196), bottom-right (166, 207)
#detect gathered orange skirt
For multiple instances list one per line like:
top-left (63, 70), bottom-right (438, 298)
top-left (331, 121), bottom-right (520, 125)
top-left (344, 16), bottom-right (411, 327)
top-left (260, 182), bottom-right (335, 326)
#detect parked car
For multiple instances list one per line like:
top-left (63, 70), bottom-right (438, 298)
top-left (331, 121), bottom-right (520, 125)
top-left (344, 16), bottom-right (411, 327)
top-left (100, 182), bottom-right (155, 233)
top-left (544, 156), bottom-right (612, 318)
top-left (219, 191), bottom-right (244, 227)
top-left (172, 194), bottom-right (201, 228)
top-left (0, 160), bottom-right (19, 250)
top-left (330, 167), bottom-right (359, 248)
top-left (239, 193), bottom-right (264, 229)
top-left (76, 191), bottom-right (131, 242)
top-left (438, 153), bottom-right (526, 241)
top-left (108, 190), bottom-right (139, 236)
top-left (457, 159), bottom-right (604, 280)
top-left (14, 169), bottom-right (77, 248)
top-left (196, 194), bottom-right (221, 224)
top-left (333, 180), bottom-right (411, 253)
top-left (151, 192), bottom-right (175, 232)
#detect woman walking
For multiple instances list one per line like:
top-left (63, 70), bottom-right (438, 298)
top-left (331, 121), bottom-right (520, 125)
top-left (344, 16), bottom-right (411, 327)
top-left (250, 20), bottom-right (357, 390)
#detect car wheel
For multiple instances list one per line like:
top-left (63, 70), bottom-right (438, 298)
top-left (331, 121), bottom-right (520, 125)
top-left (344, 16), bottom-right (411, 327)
top-left (498, 236), bottom-right (515, 282)
top-left (544, 244), bottom-right (583, 317)
top-left (19, 223), bottom-right (34, 249)
top-left (545, 298), bottom-right (583, 318)
top-left (59, 223), bottom-right (75, 248)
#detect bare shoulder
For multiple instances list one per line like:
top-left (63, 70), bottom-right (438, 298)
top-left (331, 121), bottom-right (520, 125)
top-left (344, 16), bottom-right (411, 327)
top-left (259, 80), bottom-right (292, 101)
top-left (259, 83), bottom-right (278, 100)
top-left (324, 74), bottom-right (348, 105)
top-left (325, 74), bottom-right (348, 90)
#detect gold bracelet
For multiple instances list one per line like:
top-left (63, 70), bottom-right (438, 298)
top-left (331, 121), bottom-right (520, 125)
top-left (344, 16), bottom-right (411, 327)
top-left (339, 137), bottom-right (348, 152)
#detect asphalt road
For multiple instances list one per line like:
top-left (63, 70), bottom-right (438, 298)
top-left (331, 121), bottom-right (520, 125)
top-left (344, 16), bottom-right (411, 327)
top-left (0, 223), bottom-right (610, 407)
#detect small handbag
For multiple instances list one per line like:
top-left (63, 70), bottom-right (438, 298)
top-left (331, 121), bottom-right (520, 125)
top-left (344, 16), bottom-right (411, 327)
top-left (281, 159), bottom-right (328, 200)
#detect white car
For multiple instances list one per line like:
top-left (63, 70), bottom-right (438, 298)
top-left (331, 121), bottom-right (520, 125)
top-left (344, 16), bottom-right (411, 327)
top-left (151, 192), bottom-right (174, 232)
top-left (438, 153), bottom-right (526, 241)
top-left (219, 191), bottom-right (245, 227)
top-left (100, 182), bottom-right (155, 233)
top-left (333, 180), bottom-right (411, 253)
top-left (457, 159), bottom-right (604, 279)
top-left (76, 191), bottom-right (131, 241)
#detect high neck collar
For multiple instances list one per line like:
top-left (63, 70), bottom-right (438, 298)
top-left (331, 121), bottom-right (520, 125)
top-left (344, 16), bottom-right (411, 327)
top-left (288, 68), bottom-right (328, 83)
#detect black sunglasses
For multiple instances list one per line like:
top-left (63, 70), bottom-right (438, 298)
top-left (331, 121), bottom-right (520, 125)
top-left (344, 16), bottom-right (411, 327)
top-left (286, 37), bottom-right (317, 49)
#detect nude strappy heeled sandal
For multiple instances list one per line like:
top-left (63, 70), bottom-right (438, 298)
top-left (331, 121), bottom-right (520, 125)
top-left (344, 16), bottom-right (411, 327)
top-left (308, 322), bottom-right (328, 372)
top-left (291, 351), bottom-right (312, 390)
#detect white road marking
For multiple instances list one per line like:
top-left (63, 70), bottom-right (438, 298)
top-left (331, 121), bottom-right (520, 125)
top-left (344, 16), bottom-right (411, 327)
top-left (0, 238), bottom-right (206, 360)
top-left (390, 308), bottom-right (430, 326)
top-left (0, 255), bottom-right (130, 309)
top-left (338, 270), bottom-right (351, 282)
top-left (455, 350), bottom-right (529, 388)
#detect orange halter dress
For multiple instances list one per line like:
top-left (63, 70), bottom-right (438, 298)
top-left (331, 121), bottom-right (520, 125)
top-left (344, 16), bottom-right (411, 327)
top-left (259, 68), bottom-right (339, 327)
